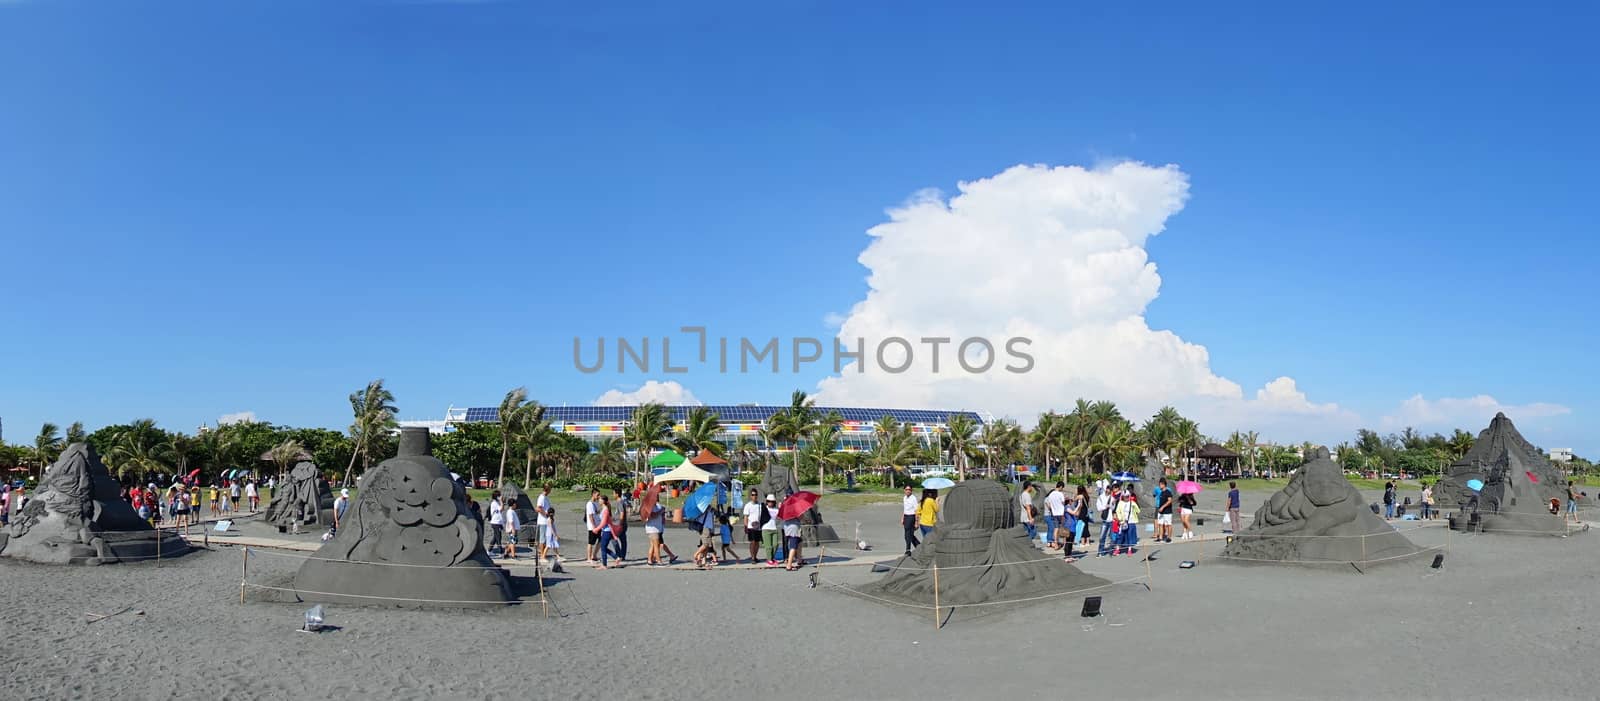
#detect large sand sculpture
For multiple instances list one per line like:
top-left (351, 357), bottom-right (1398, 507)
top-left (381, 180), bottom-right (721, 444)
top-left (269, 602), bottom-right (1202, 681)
top-left (1136, 456), bottom-right (1165, 512)
top-left (863, 480), bottom-right (1108, 609)
top-left (1431, 413), bottom-right (1568, 535)
top-left (294, 428), bottom-right (512, 607)
top-left (263, 460), bottom-right (335, 532)
top-left (1222, 447), bottom-right (1421, 565)
top-left (757, 463), bottom-right (839, 545)
top-left (498, 483), bottom-right (540, 544)
top-left (0, 443), bottom-right (189, 565)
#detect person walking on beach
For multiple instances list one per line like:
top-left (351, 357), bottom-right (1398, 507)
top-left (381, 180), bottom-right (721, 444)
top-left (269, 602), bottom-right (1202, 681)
top-left (487, 490), bottom-right (505, 556)
top-left (584, 490), bottom-right (603, 563)
top-left (783, 510), bottom-right (804, 571)
top-left (1226, 481), bottom-right (1242, 534)
top-left (1152, 478), bottom-right (1174, 543)
top-left (1097, 483), bottom-right (1121, 556)
top-left (541, 507), bottom-right (562, 562)
top-left (597, 495), bottom-right (618, 569)
top-left (609, 488), bottom-right (630, 562)
top-left (208, 485), bottom-right (221, 517)
top-left (535, 485), bottom-right (553, 552)
top-left (189, 485), bottom-right (201, 524)
top-left (1044, 482), bottom-right (1067, 549)
top-left (900, 485), bottom-right (920, 555)
top-left (1566, 483), bottom-right (1581, 523)
top-left (1075, 485), bottom-right (1094, 546)
top-left (917, 489), bottom-right (939, 537)
top-left (229, 480), bottom-right (242, 511)
top-left (217, 484), bottom-right (231, 516)
top-left (644, 499), bottom-right (678, 566)
top-left (1420, 483), bottom-right (1434, 520)
top-left (743, 488), bottom-right (764, 564)
top-left (502, 497), bottom-right (522, 559)
top-left (1113, 492), bottom-right (1141, 556)
top-left (333, 488), bottom-right (351, 532)
top-left (718, 508), bottom-right (739, 563)
top-left (762, 494), bottom-right (783, 566)
top-left (245, 480), bottom-right (259, 512)
top-left (1177, 489), bottom-right (1197, 539)
top-left (1382, 481), bottom-right (1397, 519)
top-left (692, 500), bottom-right (719, 569)
top-left (1018, 482), bottom-right (1038, 542)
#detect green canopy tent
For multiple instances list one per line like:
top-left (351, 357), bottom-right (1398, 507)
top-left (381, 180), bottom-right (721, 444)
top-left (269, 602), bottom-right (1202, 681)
top-left (648, 450), bottom-right (686, 468)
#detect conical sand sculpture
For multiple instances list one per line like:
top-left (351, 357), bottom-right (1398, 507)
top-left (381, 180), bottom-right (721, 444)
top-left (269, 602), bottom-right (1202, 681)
top-left (862, 480), bottom-right (1108, 609)
top-left (498, 482), bottom-right (540, 544)
top-left (1222, 447), bottom-right (1421, 565)
top-left (1, 443), bottom-right (189, 565)
top-left (1432, 413), bottom-right (1568, 535)
top-left (294, 428), bottom-right (513, 607)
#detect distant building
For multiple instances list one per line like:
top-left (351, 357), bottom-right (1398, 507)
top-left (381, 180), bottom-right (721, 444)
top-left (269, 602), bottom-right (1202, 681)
top-left (1550, 448), bottom-right (1574, 463)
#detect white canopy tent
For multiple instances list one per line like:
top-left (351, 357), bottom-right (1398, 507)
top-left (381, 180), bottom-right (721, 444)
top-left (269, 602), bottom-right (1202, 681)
top-left (652, 458), bottom-right (714, 484)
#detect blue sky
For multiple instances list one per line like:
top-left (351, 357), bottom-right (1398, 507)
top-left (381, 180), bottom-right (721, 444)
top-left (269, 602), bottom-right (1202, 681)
top-left (1, 1), bottom-right (1595, 454)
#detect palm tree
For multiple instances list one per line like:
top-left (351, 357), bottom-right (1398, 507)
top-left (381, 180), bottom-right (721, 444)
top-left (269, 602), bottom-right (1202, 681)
top-left (268, 439), bottom-right (307, 482)
top-left (200, 427), bottom-right (239, 485)
top-left (168, 432), bottom-right (200, 482)
top-left (65, 421), bottom-right (87, 445)
top-left (508, 401), bottom-right (551, 485)
top-left (978, 420), bottom-right (1007, 478)
top-left (940, 413), bottom-right (976, 480)
top-left (870, 425), bottom-right (920, 489)
top-left (673, 406), bottom-right (726, 458)
top-left (109, 426), bottom-right (173, 481)
top-left (344, 379), bottom-right (398, 486)
top-left (1448, 429), bottom-right (1475, 460)
top-left (803, 422), bottom-right (843, 488)
top-left (1029, 412), bottom-right (1062, 479)
top-left (590, 437), bottom-right (628, 475)
top-left (1244, 430), bottom-right (1261, 477)
top-left (32, 422), bottom-right (63, 478)
top-left (1090, 419), bottom-right (1140, 474)
top-left (731, 437), bottom-right (761, 476)
top-left (765, 390), bottom-right (818, 480)
top-left (623, 402), bottom-right (673, 477)
top-left (494, 387), bottom-right (529, 488)
top-left (1174, 418), bottom-right (1202, 479)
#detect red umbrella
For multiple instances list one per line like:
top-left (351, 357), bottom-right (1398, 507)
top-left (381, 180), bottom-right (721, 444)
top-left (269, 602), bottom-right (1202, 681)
top-left (778, 491), bottom-right (820, 520)
top-left (638, 483), bottom-right (663, 520)
top-left (1525, 471), bottom-right (1539, 484)
top-left (1176, 480), bottom-right (1203, 495)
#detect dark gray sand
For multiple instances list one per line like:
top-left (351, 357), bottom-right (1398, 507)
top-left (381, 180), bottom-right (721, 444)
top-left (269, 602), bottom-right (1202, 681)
top-left (3, 490), bottom-right (1596, 700)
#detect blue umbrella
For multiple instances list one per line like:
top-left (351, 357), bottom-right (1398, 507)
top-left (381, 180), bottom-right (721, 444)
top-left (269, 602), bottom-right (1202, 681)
top-left (682, 481), bottom-right (723, 521)
top-left (1112, 471), bottom-right (1140, 482)
top-left (1466, 479), bottom-right (1485, 492)
top-left (922, 477), bottom-right (956, 489)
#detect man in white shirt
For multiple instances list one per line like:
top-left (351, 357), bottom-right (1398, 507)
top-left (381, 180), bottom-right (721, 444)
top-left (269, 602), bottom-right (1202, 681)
top-left (900, 485), bottom-right (921, 555)
top-left (1018, 482), bottom-right (1037, 542)
top-left (535, 485), bottom-right (554, 560)
top-left (584, 490), bottom-right (602, 563)
top-left (1044, 482), bottom-right (1067, 550)
top-left (742, 489), bottom-right (764, 564)
top-left (487, 490), bottom-right (504, 556)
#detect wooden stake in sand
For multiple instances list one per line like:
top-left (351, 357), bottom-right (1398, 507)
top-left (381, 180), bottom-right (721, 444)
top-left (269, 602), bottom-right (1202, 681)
top-left (1360, 532), bottom-right (1367, 566)
top-left (537, 556), bottom-right (548, 619)
top-left (931, 559), bottom-right (941, 631)
top-left (156, 525), bottom-right (162, 568)
top-left (240, 547), bottom-right (249, 604)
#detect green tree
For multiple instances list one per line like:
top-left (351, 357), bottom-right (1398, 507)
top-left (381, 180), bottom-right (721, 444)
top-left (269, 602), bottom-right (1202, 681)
top-left (623, 402), bottom-right (673, 477)
top-left (589, 437), bottom-right (628, 475)
top-left (673, 406), bottom-right (726, 458)
top-left (65, 421), bottom-right (87, 445)
top-left (32, 422), bottom-right (64, 477)
top-left (345, 379), bottom-right (398, 485)
top-left (494, 386), bottom-right (529, 488)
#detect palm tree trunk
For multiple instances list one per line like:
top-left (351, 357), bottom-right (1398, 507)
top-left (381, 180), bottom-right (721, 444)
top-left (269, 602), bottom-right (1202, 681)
top-left (496, 439), bottom-right (510, 488)
top-left (342, 439), bottom-right (362, 488)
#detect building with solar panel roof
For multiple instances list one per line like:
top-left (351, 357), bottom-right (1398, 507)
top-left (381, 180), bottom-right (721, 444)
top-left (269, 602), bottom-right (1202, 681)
top-left (402, 403), bottom-right (988, 454)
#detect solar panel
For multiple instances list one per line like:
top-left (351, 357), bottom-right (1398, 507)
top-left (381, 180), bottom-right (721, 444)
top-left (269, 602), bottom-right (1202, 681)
top-left (468, 404), bottom-right (983, 426)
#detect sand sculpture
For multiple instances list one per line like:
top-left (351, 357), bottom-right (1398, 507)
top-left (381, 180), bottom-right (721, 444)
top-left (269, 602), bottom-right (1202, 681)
top-left (1432, 413), bottom-right (1568, 535)
top-left (757, 463), bottom-right (839, 545)
top-left (294, 428), bottom-right (512, 607)
top-left (263, 460), bottom-right (335, 532)
top-left (498, 483), bottom-right (539, 544)
top-left (1136, 456), bottom-right (1165, 512)
top-left (863, 480), bottom-right (1108, 609)
top-left (1222, 447), bottom-right (1421, 565)
top-left (0, 443), bottom-right (189, 565)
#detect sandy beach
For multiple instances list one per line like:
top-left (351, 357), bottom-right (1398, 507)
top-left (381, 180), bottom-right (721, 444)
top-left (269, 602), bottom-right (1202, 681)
top-left (2, 485), bottom-right (1596, 701)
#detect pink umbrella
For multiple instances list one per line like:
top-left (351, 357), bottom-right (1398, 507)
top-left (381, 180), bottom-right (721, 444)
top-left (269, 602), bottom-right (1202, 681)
top-left (1525, 471), bottom-right (1539, 484)
top-left (1176, 480), bottom-right (1203, 495)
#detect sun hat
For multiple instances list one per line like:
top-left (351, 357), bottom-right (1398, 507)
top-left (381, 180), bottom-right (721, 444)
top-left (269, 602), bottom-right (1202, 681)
top-left (340, 488), bottom-right (350, 496)
top-left (765, 494), bottom-right (776, 502)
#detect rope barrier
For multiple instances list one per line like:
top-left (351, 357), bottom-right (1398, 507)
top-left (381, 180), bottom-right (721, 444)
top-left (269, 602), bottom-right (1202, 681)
top-left (1210, 544), bottom-right (1446, 567)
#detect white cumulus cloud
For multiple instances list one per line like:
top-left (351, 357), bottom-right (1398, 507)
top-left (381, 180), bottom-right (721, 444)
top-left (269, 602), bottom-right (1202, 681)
top-left (218, 411), bottom-right (257, 425)
top-left (593, 380), bottom-right (701, 406)
top-left (814, 162), bottom-right (1350, 441)
top-left (1381, 394), bottom-right (1571, 431)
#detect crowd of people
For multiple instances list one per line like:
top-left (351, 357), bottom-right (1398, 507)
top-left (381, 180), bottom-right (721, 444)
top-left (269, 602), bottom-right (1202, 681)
top-left (471, 484), bottom-right (812, 572)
